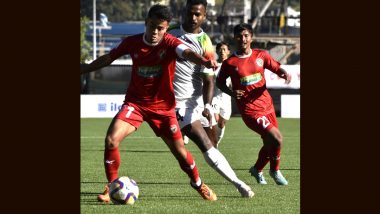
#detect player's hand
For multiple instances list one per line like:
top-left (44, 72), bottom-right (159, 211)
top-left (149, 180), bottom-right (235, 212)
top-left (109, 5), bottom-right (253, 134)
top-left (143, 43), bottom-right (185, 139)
top-left (202, 104), bottom-right (214, 128)
top-left (233, 90), bottom-right (245, 100)
top-left (280, 72), bottom-right (292, 84)
top-left (204, 59), bottom-right (218, 70)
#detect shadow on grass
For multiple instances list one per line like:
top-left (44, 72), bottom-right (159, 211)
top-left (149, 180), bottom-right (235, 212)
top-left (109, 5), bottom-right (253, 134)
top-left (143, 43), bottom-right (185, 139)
top-left (81, 149), bottom-right (170, 153)
top-left (234, 168), bottom-right (300, 171)
top-left (81, 181), bottom-right (233, 185)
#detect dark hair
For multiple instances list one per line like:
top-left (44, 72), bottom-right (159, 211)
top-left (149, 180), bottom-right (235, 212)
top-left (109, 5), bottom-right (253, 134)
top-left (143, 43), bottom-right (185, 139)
top-left (233, 23), bottom-right (253, 36)
top-left (216, 41), bottom-right (230, 51)
top-left (147, 4), bottom-right (173, 22)
top-left (186, 0), bottom-right (208, 8)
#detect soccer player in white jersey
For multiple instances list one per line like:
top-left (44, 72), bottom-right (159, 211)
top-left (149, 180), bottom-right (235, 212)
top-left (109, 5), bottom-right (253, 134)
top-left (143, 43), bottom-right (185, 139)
top-left (168, 0), bottom-right (253, 198)
top-left (211, 42), bottom-right (232, 148)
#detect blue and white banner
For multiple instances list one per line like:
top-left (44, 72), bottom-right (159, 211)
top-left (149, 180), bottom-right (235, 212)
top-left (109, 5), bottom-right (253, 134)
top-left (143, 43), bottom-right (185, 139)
top-left (81, 95), bottom-right (124, 118)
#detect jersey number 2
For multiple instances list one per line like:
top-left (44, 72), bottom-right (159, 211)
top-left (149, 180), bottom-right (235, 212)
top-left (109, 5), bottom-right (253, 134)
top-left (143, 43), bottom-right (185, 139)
top-left (257, 116), bottom-right (270, 129)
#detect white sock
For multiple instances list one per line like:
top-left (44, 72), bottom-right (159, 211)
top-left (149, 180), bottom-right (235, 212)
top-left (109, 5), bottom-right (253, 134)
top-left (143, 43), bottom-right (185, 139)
top-left (217, 126), bottom-right (226, 146)
top-left (203, 147), bottom-right (244, 188)
top-left (183, 135), bottom-right (189, 145)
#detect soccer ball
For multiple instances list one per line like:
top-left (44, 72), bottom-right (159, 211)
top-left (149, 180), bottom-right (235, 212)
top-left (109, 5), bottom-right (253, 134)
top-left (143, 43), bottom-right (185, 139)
top-left (109, 176), bottom-right (139, 205)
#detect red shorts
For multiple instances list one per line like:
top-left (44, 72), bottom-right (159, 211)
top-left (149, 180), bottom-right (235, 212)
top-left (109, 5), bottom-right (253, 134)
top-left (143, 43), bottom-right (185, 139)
top-left (115, 102), bottom-right (182, 141)
top-left (241, 111), bottom-right (278, 137)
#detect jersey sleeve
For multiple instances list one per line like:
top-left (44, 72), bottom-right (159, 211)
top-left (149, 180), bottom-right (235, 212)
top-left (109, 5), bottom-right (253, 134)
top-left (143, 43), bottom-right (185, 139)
top-left (200, 34), bottom-right (215, 76)
top-left (262, 50), bottom-right (282, 75)
top-left (165, 33), bottom-right (183, 51)
top-left (109, 36), bottom-right (132, 60)
top-left (216, 61), bottom-right (230, 86)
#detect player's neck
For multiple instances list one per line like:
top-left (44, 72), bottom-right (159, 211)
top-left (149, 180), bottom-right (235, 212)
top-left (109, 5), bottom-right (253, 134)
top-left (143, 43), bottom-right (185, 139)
top-left (143, 33), bottom-right (162, 46)
top-left (218, 57), bottom-right (227, 63)
top-left (236, 48), bottom-right (252, 57)
top-left (181, 23), bottom-right (201, 34)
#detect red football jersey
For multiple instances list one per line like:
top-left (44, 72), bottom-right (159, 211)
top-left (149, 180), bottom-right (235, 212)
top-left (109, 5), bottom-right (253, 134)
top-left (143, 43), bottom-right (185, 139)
top-left (109, 33), bottom-right (183, 110)
top-left (216, 49), bottom-right (282, 116)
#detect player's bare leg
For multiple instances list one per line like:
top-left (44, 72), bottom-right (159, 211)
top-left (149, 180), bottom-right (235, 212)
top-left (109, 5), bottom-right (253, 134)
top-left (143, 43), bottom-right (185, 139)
top-left (216, 116), bottom-right (228, 148)
top-left (162, 136), bottom-right (217, 201)
top-left (184, 121), bottom-right (253, 198)
top-left (204, 125), bottom-right (218, 148)
top-left (98, 119), bottom-right (136, 202)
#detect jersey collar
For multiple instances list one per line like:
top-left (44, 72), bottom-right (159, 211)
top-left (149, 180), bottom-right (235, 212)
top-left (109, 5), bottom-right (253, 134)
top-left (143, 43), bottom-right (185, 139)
top-left (142, 33), bottom-right (164, 46)
top-left (234, 48), bottom-right (252, 58)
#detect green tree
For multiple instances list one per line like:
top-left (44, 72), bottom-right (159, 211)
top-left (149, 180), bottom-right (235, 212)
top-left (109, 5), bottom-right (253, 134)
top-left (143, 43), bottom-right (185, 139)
top-left (80, 16), bottom-right (92, 63)
top-left (80, 0), bottom-right (146, 22)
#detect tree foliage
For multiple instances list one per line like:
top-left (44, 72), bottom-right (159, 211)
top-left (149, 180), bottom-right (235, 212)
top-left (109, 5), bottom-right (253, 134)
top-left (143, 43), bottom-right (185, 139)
top-left (80, 0), bottom-right (147, 22)
top-left (80, 16), bottom-right (92, 63)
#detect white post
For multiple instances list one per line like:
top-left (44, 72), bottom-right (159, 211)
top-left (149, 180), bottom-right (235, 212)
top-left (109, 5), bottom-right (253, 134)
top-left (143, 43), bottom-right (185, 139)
top-left (251, 0), bottom-right (274, 30)
top-left (92, 0), bottom-right (96, 60)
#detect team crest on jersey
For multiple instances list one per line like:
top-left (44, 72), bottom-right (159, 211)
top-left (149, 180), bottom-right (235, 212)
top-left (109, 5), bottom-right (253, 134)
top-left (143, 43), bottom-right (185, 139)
top-left (256, 58), bottom-right (264, 67)
top-left (159, 50), bottom-right (166, 60)
top-left (170, 124), bottom-right (178, 133)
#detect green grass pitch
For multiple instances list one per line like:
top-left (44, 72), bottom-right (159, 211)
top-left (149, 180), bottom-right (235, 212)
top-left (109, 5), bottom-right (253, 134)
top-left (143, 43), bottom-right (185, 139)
top-left (81, 117), bottom-right (300, 213)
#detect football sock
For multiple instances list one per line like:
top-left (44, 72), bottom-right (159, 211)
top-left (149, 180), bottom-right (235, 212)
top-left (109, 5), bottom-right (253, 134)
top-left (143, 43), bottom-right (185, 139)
top-left (104, 147), bottom-right (120, 183)
top-left (269, 146), bottom-right (281, 171)
top-left (254, 146), bottom-right (270, 171)
top-left (179, 150), bottom-right (201, 186)
top-left (216, 126), bottom-right (225, 146)
top-left (203, 147), bottom-right (245, 188)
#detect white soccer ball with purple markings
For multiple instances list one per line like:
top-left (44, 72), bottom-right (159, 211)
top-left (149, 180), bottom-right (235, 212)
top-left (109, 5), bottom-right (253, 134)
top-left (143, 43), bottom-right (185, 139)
top-left (109, 176), bottom-right (139, 205)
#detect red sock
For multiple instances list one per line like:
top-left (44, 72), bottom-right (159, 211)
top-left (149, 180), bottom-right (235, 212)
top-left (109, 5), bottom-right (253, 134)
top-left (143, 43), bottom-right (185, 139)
top-left (254, 146), bottom-right (270, 171)
top-left (269, 146), bottom-right (281, 171)
top-left (104, 147), bottom-right (120, 182)
top-left (179, 150), bottom-right (200, 183)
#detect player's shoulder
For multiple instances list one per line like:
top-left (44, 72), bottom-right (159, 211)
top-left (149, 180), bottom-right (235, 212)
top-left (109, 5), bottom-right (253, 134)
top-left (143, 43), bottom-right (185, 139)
top-left (163, 32), bottom-right (181, 42)
top-left (126, 33), bottom-right (144, 41)
top-left (252, 48), bottom-right (268, 54)
top-left (224, 54), bottom-right (238, 63)
top-left (252, 48), bottom-right (270, 57)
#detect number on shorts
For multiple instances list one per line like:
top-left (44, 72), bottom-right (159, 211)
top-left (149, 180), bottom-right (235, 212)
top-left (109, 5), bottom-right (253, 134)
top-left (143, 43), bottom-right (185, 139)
top-left (125, 106), bottom-right (135, 118)
top-left (257, 116), bottom-right (270, 129)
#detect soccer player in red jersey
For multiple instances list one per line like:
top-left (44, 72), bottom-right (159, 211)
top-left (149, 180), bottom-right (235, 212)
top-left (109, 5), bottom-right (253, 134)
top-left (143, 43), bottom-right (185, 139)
top-left (216, 23), bottom-right (292, 185)
top-left (81, 4), bottom-right (218, 202)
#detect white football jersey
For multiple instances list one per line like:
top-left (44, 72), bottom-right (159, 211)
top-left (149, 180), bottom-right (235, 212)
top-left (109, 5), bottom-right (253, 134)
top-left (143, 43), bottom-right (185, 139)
top-left (168, 24), bottom-right (215, 108)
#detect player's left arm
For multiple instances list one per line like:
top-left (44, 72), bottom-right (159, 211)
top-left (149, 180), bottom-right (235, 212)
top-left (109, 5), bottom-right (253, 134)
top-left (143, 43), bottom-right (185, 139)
top-left (277, 67), bottom-right (292, 84)
top-left (180, 47), bottom-right (218, 69)
top-left (263, 51), bottom-right (291, 84)
top-left (200, 34), bottom-right (217, 123)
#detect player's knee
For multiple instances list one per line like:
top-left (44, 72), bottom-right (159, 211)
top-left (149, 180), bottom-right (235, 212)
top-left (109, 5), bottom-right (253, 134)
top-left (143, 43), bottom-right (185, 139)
top-left (105, 135), bottom-right (120, 149)
top-left (273, 133), bottom-right (283, 147)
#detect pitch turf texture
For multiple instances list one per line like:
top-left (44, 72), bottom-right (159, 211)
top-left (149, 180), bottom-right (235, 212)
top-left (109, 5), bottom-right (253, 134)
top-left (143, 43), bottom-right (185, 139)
top-left (81, 117), bottom-right (300, 213)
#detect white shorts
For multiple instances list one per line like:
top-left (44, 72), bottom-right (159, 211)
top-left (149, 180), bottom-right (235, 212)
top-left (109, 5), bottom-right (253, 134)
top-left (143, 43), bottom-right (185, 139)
top-left (176, 105), bottom-right (217, 129)
top-left (212, 93), bottom-right (232, 120)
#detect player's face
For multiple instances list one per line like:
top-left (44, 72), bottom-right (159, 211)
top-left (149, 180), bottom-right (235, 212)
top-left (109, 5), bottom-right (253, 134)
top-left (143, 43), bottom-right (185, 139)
top-left (145, 17), bottom-right (169, 45)
top-left (217, 44), bottom-right (230, 61)
top-left (183, 4), bottom-right (206, 33)
top-left (234, 29), bottom-right (253, 52)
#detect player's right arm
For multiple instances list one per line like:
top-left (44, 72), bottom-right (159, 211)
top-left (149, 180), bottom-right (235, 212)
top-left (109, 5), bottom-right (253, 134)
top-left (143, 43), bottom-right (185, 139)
top-left (176, 44), bottom-right (218, 70)
top-left (80, 54), bottom-right (114, 74)
top-left (216, 63), bottom-right (245, 100)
